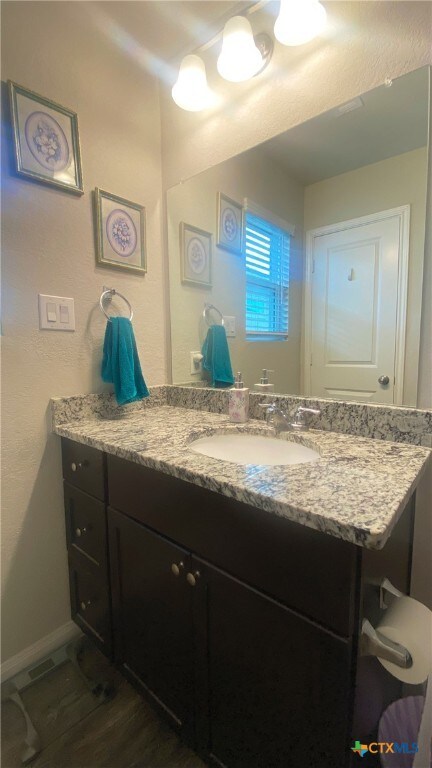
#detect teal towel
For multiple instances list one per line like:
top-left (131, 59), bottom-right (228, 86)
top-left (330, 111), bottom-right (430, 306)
top-left (101, 317), bottom-right (149, 406)
top-left (201, 324), bottom-right (234, 388)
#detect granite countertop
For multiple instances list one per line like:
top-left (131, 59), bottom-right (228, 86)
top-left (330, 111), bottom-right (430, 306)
top-left (51, 398), bottom-right (431, 550)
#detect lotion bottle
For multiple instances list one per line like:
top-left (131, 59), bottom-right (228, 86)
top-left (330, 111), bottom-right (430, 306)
top-left (254, 369), bottom-right (275, 393)
top-left (229, 372), bottom-right (249, 423)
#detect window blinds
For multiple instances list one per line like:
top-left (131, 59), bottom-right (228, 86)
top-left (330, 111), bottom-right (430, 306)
top-left (245, 212), bottom-right (290, 336)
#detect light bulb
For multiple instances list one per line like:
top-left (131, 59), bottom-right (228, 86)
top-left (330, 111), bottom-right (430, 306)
top-left (217, 16), bottom-right (263, 83)
top-left (274, 0), bottom-right (327, 46)
top-left (172, 55), bottom-right (213, 112)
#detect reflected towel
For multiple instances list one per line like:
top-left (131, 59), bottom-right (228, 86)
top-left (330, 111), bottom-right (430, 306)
top-left (101, 317), bottom-right (149, 406)
top-left (201, 324), bottom-right (234, 388)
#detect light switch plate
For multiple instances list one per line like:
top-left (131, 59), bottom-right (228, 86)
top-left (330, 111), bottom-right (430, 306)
top-left (224, 316), bottom-right (236, 337)
top-left (38, 295), bottom-right (75, 331)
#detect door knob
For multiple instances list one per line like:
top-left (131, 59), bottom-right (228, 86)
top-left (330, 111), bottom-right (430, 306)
top-left (75, 527), bottom-right (87, 537)
top-left (80, 599), bottom-right (91, 611)
top-left (186, 571), bottom-right (201, 587)
top-left (171, 561), bottom-right (184, 577)
top-left (378, 375), bottom-right (390, 385)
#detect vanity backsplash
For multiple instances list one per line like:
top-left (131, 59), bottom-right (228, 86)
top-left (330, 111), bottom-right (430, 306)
top-left (51, 385), bottom-right (432, 447)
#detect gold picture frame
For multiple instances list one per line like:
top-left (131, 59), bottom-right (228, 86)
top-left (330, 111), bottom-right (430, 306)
top-left (180, 222), bottom-right (212, 288)
top-left (94, 188), bottom-right (146, 275)
top-left (216, 192), bottom-right (243, 255)
top-left (8, 80), bottom-right (83, 195)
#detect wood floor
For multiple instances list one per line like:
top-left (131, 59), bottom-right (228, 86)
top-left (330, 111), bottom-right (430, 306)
top-left (1, 641), bottom-right (207, 768)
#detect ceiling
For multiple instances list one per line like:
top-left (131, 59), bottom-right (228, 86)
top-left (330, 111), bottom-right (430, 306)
top-left (260, 66), bottom-right (429, 185)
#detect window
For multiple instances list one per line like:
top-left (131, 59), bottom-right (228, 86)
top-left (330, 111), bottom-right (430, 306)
top-left (245, 212), bottom-right (290, 338)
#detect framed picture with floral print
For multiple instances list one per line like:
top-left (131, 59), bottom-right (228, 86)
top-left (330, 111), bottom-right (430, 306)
top-left (216, 192), bottom-right (243, 255)
top-left (8, 81), bottom-right (83, 195)
top-left (180, 222), bottom-right (212, 288)
top-left (94, 188), bottom-right (146, 275)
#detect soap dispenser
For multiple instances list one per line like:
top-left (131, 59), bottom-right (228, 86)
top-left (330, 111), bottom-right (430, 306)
top-left (254, 369), bottom-right (275, 393)
top-left (229, 372), bottom-right (249, 423)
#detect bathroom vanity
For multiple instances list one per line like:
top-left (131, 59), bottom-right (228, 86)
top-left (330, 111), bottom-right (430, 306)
top-left (55, 396), bottom-right (431, 768)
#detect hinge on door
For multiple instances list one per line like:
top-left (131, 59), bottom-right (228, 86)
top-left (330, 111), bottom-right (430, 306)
top-left (310, 354), bottom-right (313, 366)
top-left (312, 259), bottom-right (315, 274)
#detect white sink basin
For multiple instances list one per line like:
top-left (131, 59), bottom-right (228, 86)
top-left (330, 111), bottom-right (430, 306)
top-left (189, 433), bottom-right (320, 466)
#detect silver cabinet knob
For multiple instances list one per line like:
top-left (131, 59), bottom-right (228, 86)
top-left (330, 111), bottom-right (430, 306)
top-left (75, 527), bottom-right (87, 537)
top-left (71, 460), bottom-right (88, 472)
top-left (171, 561), bottom-right (184, 577)
top-left (80, 600), bottom-right (91, 611)
top-left (186, 571), bottom-right (201, 587)
top-left (378, 375), bottom-right (390, 385)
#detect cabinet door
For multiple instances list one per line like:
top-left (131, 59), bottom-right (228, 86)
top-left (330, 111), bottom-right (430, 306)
top-left (108, 508), bottom-right (194, 739)
top-left (194, 557), bottom-right (353, 768)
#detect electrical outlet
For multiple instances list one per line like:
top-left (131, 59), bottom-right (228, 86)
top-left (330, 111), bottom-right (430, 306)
top-left (190, 351), bottom-right (203, 375)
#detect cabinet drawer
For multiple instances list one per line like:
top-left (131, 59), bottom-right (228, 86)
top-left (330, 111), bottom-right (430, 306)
top-left (108, 455), bottom-right (359, 637)
top-left (64, 483), bottom-right (107, 569)
top-left (68, 548), bottom-right (112, 658)
top-left (62, 438), bottom-right (105, 500)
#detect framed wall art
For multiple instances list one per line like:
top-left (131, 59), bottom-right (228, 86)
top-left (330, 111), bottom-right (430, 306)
top-left (216, 192), bottom-right (243, 255)
top-left (8, 81), bottom-right (83, 195)
top-left (94, 188), bottom-right (146, 275)
top-left (180, 222), bottom-right (212, 287)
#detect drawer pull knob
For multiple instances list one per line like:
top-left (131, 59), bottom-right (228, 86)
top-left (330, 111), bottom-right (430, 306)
top-left (75, 527), bottom-right (87, 537)
top-left (71, 460), bottom-right (88, 472)
top-left (186, 571), bottom-right (201, 587)
top-left (171, 561), bottom-right (184, 577)
top-left (80, 600), bottom-right (91, 611)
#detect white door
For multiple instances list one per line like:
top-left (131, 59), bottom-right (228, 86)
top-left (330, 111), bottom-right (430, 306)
top-left (306, 208), bottom-right (409, 404)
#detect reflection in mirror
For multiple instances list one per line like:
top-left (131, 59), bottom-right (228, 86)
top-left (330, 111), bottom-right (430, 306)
top-left (167, 67), bottom-right (430, 408)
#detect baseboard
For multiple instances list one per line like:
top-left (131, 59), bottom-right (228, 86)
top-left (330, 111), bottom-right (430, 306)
top-left (1, 620), bottom-right (82, 683)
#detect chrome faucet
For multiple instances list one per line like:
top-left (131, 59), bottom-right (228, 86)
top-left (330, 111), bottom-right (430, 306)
top-left (259, 402), bottom-right (321, 434)
top-left (290, 406), bottom-right (321, 431)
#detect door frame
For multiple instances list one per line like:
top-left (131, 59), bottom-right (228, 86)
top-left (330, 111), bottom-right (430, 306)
top-left (303, 205), bottom-right (411, 405)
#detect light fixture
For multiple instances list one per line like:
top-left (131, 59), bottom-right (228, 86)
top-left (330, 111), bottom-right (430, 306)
top-left (171, 54), bottom-right (213, 112)
top-left (274, 0), bottom-right (327, 47)
top-left (217, 16), bottom-right (263, 83)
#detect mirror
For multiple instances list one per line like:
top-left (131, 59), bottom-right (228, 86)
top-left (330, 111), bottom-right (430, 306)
top-left (167, 67), bottom-right (430, 407)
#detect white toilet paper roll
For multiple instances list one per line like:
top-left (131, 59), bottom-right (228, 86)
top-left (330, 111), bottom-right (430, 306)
top-left (377, 596), bottom-right (432, 684)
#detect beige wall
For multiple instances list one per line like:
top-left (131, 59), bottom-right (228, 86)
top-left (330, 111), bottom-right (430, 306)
top-left (160, 2), bottom-right (432, 188)
top-left (1, 0), bottom-right (431, 667)
top-left (304, 148), bottom-right (428, 406)
top-left (168, 148), bottom-right (304, 393)
top-left (1, 2), bottom-right (165, 666)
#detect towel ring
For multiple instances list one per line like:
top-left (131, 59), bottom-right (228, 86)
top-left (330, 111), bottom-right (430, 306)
top-left (203, 303), bottom-right (224, 327)
top-left (100, 289), bottom-right (133, 322)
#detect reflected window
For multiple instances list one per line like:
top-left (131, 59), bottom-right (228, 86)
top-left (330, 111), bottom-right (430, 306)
top-left (245, 212), bottom-right (290, 339)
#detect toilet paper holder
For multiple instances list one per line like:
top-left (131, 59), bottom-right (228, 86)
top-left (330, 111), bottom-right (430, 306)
top-left (360, 578), bottom-right (413, 669)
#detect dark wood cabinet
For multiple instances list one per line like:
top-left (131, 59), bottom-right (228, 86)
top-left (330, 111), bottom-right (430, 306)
top-left (61, 438), bottom-right (414, 768)
top-left (62, 440), bottom-right (112, 658)
top-left (68, 547), bottom-right (112, 657)
top-left (108, 507), bottom-right (194, 739)
top-left (193, 556), bottom-right (353, 768)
